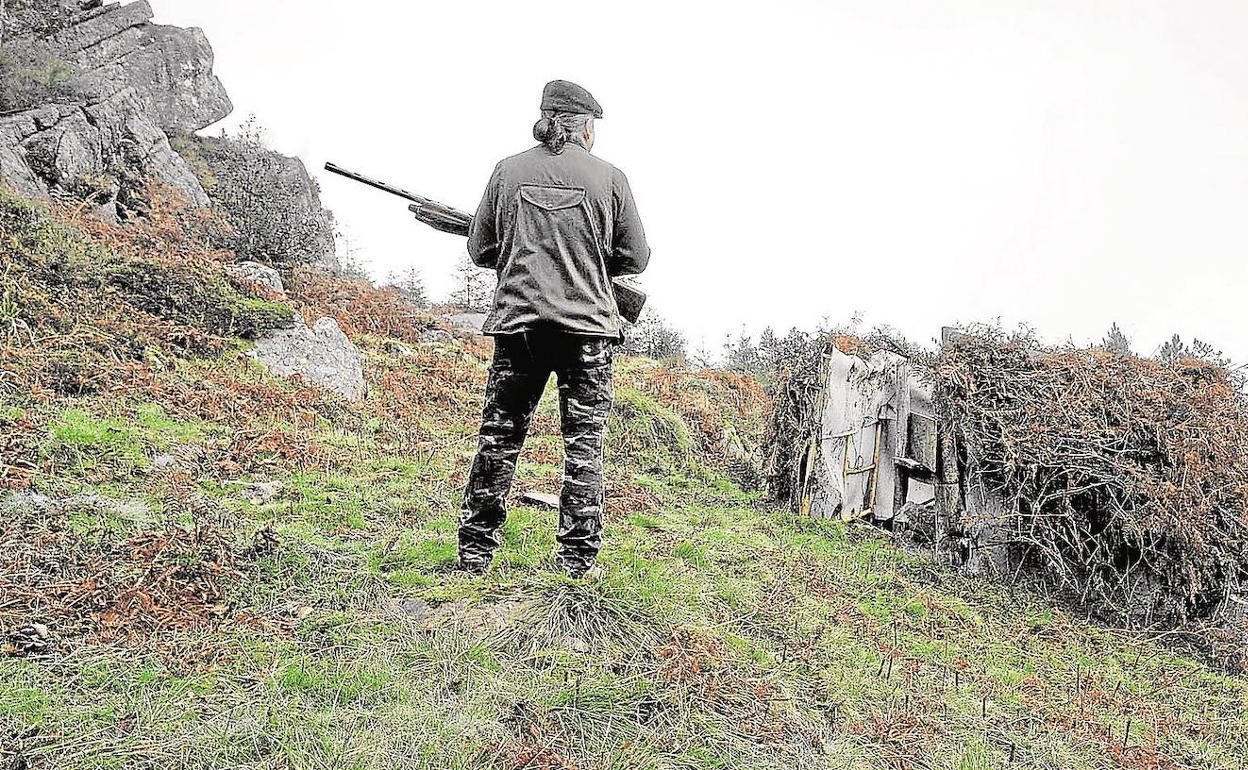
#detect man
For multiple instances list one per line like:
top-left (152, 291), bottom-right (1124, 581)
top-left (458, 80), bottom-right (650, 578)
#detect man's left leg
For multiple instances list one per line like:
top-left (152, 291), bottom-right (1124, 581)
top-left (554, 337), bottom-right (615, 576)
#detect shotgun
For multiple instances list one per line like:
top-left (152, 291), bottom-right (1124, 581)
top-left (323, 162), bottom-right (647, 323)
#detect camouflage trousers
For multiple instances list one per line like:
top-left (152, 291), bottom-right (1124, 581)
top-left (460, 331), bottom-right (614, 573)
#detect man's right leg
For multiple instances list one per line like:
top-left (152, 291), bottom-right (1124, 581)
top-left (459, 336), bottom-right (547, 572)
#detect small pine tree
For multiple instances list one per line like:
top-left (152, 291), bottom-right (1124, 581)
top-left (1155, 334), bottom-right (1231, 368)
top-left (1156, 334), bottom-right (1186, 365)
top-left (448, 253), bottom-right (493, 311)
top-left (723, 328), bottom-right (764, 376)
top-left (757, 326), bottom-right (780, 371)
top-left (1101, 322), bottom-right (1132, 355)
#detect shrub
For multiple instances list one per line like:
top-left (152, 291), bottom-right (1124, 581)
top-left (172, 121), bottom-right (337, 271)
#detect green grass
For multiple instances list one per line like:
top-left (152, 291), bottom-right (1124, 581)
top-left (45, 408), bottom-right (147, 476)
top-left (5, 461), bottom-right (1248, 769)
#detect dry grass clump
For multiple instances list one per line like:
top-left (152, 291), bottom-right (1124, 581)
top-left (0, 182), bottom-right (292, 396)
top-left (284, 267), bottom-right (448, 344)
top-left (937, 333), bottom-right (1248, 627)
top-left (0, 494), bottom-right (276, 666)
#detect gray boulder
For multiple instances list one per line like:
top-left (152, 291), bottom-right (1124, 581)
top-left (225, 261), bottom-right (285, 294)
top-left (251, 315), bottom-right (366, 401)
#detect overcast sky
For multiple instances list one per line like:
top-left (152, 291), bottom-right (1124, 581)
top-left (150, 0), bottom-right (1247, 363)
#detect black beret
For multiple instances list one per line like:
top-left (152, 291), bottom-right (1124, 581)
top-left (540, 80), bottom-right (603, 119)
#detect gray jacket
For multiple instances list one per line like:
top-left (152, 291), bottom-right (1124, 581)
top-left (467, 144), bottom-right (650, 337)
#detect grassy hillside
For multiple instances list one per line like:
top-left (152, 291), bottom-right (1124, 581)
top-left (1, 188), bottom-right (1246, 769)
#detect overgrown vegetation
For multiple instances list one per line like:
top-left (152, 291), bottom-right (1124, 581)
top-left (0, 181), bottom-right (292, 401)
top-left (764, 319), bottom-right (1248, 662)
top-left (172, 121), bottom-right (336, 271)
top-left (938, 329), bottom-right (1248, 635)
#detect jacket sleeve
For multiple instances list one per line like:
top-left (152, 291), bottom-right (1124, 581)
top-left (467, 162), bottom-right (503, 269)
top-left (609, 169), bottom-right (650, 277)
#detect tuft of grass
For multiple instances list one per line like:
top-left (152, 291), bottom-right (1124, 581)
top-left (45, 408), bottom-right (146, 478)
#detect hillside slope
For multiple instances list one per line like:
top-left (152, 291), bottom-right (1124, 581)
top-left (1, 190), bottom-right (1246, 770)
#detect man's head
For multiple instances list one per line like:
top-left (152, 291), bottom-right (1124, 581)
top-left (533, 80), bottom-right (601, 155)
top-left (533, 112), bottom-right (594, 154)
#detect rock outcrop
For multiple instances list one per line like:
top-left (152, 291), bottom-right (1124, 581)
top-left (1, 1), bottom-right (340, 268)
top-left (0, 1), bottom-right (227, 212)
top-left (264, 149), bottom-right (338, 272)
top-left (54, 1), bottom-right (231, 134)
top-left (0, 2), bottom-right (217, 207)
top-left (0, 86), bottom-right (211, 214)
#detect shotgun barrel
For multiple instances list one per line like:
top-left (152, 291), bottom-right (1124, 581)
top-left (323, 162), bottom-right (467, 217)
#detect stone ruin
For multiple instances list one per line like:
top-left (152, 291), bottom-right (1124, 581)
top-left (780, 328), bottom-right (1248, 661)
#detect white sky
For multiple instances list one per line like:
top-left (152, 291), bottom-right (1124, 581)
top-left (149, 0), bottom-right (1248, 363)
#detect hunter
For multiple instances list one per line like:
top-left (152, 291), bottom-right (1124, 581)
top-left (457, 80), bottom-right (651, 578)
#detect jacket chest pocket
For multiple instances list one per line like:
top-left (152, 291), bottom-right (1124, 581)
top-left (520, 185), bottom-right (586, 211)
top-left (516, 185), bottom-right (603, 250)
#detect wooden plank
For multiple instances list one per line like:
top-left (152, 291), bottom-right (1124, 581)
top-left (873, 353), bottom-right (907, 522)
top-left (905, 414), bottom-right (938, 505)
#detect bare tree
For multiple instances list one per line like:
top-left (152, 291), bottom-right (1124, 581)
top-left (385, 265), bottom-right (428, 308)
